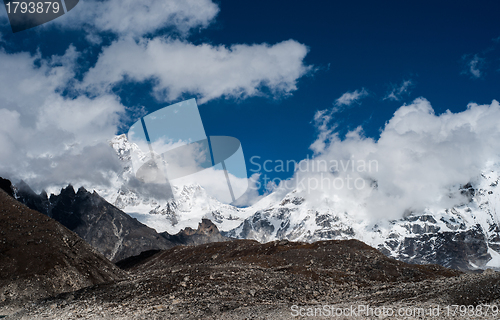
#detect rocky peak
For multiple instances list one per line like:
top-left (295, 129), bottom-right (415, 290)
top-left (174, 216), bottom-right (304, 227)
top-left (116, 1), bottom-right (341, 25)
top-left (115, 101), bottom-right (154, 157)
top-left (15, 182), bottom-right (176, 262)
top-left (197, 218), bottom-right (220, 235)
top-left (162, 218), bottom-right (231, 246)
top-left (179, 218), bottom-right (221, 236)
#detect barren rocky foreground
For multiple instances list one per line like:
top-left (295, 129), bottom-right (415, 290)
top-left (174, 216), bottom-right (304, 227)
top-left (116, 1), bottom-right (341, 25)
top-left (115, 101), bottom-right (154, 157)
top-left (2, 239), bottom-right (500, 319)
top-left (2, 181), bottom-right (500, 319)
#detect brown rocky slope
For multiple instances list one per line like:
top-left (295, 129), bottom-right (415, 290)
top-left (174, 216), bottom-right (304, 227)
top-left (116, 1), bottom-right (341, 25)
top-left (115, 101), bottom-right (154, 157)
top-left (9, 238), bottom-right (500, 319)
top-left (0, 188), bottom-right (126, 306)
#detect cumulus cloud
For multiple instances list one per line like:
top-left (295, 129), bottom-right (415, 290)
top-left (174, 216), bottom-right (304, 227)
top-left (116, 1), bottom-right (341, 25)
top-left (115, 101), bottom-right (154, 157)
top-left (461, 54), bottom-right (485, 79)
top-left (0, 48), bottom-right (126, 190)
top-left (274, 98), bottom-right (500, 222)
top-left (55, 0), bottom-right (219, 37)
top-left (384, 79), bottom-right (414, 101)
top-left (83, 38), bottom-right (312, 103)
top-left (335, 88), bottom-right (369, 107)
top-left (0, 39), bottom-right (310, 197)
top-left (0, 0), bottom-right (312, 200)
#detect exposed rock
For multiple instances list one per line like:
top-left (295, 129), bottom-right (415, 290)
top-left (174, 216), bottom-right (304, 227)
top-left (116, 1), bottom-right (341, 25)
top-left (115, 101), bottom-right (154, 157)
top-left (161, 219), bottom-right (230, 246)
top-left (0, 186), bottom-right (126, 306)
top-left (0, 177), bottom-right (13, 198)
top-left (6, 238), bottom-right (500, 319)
top-left (16, 182), bottom-right (236, 264)
top-left (385, 224), bottom-right (491, 270)
top-left (114, 249), bottom-right (161, 270)
top-left (15, 183), bottom-right (176, 262)
top-left (227, 177), bottom-right (500, 271)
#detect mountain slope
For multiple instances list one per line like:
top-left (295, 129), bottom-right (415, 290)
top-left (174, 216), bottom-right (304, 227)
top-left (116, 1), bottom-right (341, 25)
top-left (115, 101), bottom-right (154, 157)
top-left (16, 238), bottom-right (500, 319)
top-left (130, 239), bottom-right (461, 283)
top-left (15, 183), bottom-right (176, 262)
top-left (104, 134), bottom-right (251, 234)
top-left (0, 187), bottom-right (126, 305)
top-left (225, 171), bottom-right (500, 271)
top-left (107, 135), bottom-right (500, 271)
top-left (24, 134), bottom-right (500, 271)
top-left (115, 219), bottom-right (231, 269)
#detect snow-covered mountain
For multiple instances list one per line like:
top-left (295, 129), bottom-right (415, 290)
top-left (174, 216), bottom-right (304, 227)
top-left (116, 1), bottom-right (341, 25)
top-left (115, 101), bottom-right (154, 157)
top-left (103, 134), bottom-right (500, 270)
top-left (225, 170), bottom-right (500, 271)
top-left (96, 134), bottom-right (252, 234)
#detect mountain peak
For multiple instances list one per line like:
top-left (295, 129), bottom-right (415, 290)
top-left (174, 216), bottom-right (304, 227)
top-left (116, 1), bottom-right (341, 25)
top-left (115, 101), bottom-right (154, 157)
top-left (179, 218), bottom-right (221, 236)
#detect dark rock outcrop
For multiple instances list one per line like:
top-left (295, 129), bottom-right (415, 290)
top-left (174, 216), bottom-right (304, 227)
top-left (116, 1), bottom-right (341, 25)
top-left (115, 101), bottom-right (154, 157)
top-left (162, 218), bottom-right (230, 246)
top-left (15, 184), bottom-right (176, 262)
top-left (15, 183), bottom-right (234, 263)
top-left (0, 177), bottom-right (13, 198)
top-left (382, 224), bottom-right (491, 271)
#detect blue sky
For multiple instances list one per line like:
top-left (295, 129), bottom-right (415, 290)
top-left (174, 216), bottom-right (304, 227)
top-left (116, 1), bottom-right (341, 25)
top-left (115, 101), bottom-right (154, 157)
top-left (189, 0), bottom-right (500, 189)
top-left (0, 0), bottom-right (499, 198)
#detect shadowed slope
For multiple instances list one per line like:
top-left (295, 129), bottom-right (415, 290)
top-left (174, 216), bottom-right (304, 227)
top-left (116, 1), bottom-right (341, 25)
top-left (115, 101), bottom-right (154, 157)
top-left (0, 187), bottom-right (126, 305)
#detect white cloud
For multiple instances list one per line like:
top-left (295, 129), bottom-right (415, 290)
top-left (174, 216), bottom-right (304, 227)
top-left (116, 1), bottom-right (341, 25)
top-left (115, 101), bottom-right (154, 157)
top-left (275, 98), bottom-right (500, 222)
top-left (335, 88), bottom-right (369, 107)
top-left (462, 54), bottom-right (484, 79)
top-left (54, 0), bottom-right (219, 37)
top-left (232, 173), bottom-right (267, 207)
top-left (0, 39), bottom-right (311, 195)
top-left (170, 167), bottom-right (248, 204)
top-left (82, 38), bottom-right (312, 104)
top-left (384, 79), bottom-right (414, 101)
top-left (0, 0), bottom-right (312, 198)
top-left (309, 109), bottom-right (337, 155)
top-left (0, 48), bottom-right (126, 190)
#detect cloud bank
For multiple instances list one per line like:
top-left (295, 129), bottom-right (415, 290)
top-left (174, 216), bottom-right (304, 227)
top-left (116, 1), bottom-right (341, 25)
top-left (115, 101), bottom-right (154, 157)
top-left (0, 48), bottom-right (125, 191)
top-left (276, 98), bottom-right (500, 221)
